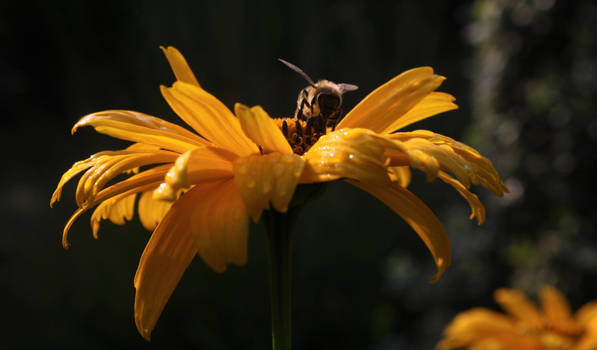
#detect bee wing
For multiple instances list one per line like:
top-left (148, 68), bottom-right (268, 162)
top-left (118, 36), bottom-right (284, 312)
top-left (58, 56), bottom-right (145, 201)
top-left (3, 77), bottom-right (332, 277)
top-left (338, 83), bottom-right (359, 94)
top-left (278, 58), bottom-right (316, 86)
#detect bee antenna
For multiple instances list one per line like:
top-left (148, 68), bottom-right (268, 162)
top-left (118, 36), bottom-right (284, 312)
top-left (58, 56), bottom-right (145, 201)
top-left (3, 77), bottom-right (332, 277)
top-left (278, 58), bottom-right (316, 86)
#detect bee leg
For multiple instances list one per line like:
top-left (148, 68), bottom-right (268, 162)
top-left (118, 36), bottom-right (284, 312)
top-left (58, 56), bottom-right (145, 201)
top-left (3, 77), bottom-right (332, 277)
top-left (296, 98), bottom-right (310, 121)
top-left (331, 108), bottom-right (343, 131)
top-left (282, 120), bottom-right (289, 138)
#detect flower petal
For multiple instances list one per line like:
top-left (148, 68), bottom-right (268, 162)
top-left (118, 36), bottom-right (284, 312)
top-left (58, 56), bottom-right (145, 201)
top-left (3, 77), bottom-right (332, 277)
top-left (233, 153), bottom-right (305, 221)
top-left (301, 128), bottom-right (402, 184)
top-left (160, 46), bottom-right (200, 87)
top-left (160, 82), bottom-right (259, 156)
top-left (387, 166), bottom-right (411, 188)
top-left (576, 302), bottom-right (597, 328)
top-left (188, 180), bottom-right (249, 272)
top-left (380, 92), bottom-right (458, 134)
top-left (133, 186), bottom-right (200, 341)
top-left (90, 191), bottom-right (136, 238)
top-left (337, 67), bottom-right (446, 133)
top-left (540, 285), bottom-right (582, 335)
top-left (235, 103), bottom-right (293, 154)
top-left (153, 147), bottom-right (235, 201)
top-left (391, 130), bottom-right (509, 196)
top-left (436, 308), bottom-right (525, 350)
top-left (73, 110), bottom-right (208, 153)
top-left (347, 179), bottom-right (451, 283)
top-left (438, 171), bottom-right (486, 225)
top-left (138, 190), bottom-right (173, 231)
top-left (494, 288), bottom-right (544, 329)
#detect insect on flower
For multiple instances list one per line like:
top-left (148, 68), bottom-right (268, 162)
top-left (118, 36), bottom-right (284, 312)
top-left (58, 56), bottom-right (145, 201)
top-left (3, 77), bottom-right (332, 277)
top-left (51, 46), bottom-right (508, 340)
top-left (278, 58), bottom-right (358, 133)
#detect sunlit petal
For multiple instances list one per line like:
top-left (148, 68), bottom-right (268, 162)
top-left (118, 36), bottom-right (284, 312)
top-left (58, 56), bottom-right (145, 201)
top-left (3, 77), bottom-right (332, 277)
top-left (438, 171), bottom-right (485, 225)
top-left (73, 110), bottom-right (208, 153)
top-left (337, 67), bottom-right (446, 133)
top-left (235, 103), bottom-right (293, 154)
top-left (160, 46), bottom-right (200, 87)
top-left (347, 180), bottom-right (451, 283)
top-left (300, 128), bottom-right (401, 184)
top-left (390, 130), bottom-right (509, 196)
top-left (160, 82), bottom-right (258, 156)
top-left (233, 153), bottom-right (304, 221)
top-left (380, 92), bottom-right (458, 134)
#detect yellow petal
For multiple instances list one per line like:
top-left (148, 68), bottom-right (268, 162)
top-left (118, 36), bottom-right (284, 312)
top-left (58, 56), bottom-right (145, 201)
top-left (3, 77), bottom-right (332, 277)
top-left (76, 151), bottom-right (178, 207)
top-left (233, 153), bottom-right (305, 221)
top-left (347, 180), bottom-right (451, 283)
top-left (337, 67), bottom-right (446, 133)
top-left (153, 146), bottom-right (235, 201)
top-left (234, 103), bottom-right (293, 154)
top-left (387, 166), bottom-right (411, 187)
top-left (380, 92), bottom-right (458, 134)
top-left (437, 308), bottom-right (517, 350)
top-left (540, 286), bottom-right (573, 323)
top-left (138, 190), bottom-right (173, 231)
top-left (62, 180), bottom-right (165, 249)
top-left (160, 46), bottom-right (200, 87)
top-left (494, 288), bottom-right (544, 329)
top-left (300, 128), bottom-right (402, 184)
top-left (93, 164), bottom-right (172, 205)
top-left (391, 130), bottom-right (509, 196)
top-left (73, 110), bottom-right (208, 153)
top-left (160, 82), bottom-right (259, 156)
top-left (90, 192), bottom-right (136, 238)
top-left (188, 180), bottom-right (249, 272)
top-left (134, 186), bottom-right (199, 341)
top-left (576, 302), bottom-right (597, 328)
top-left (437, 171), bottom-right (486, 225)
top-left (51, 156), bottom-right (103, 207)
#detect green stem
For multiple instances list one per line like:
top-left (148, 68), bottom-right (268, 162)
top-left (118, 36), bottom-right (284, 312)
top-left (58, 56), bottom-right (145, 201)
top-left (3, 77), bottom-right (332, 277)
top-left (263, 210), bottom-right (292, 350)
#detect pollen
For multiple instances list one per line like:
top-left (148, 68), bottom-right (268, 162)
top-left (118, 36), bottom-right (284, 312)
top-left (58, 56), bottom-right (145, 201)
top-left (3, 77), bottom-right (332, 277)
top-left (275, 117), bottom-right (327, 155)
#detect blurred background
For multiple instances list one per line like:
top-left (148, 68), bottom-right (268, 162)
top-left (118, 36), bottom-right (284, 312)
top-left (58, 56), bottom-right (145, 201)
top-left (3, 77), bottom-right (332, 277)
top-left (2, 0), bottom-right (596, 348)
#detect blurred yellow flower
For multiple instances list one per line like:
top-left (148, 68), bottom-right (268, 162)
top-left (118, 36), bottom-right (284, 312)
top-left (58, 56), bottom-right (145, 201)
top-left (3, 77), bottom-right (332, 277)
top-left (437, 286), bottom-right (597, 350)
top-left (51, 46), bottom-right (507, 339)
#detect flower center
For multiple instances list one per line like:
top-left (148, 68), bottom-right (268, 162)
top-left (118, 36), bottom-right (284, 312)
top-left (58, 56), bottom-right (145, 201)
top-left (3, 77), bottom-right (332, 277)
top-left (275, 117), bottom-right (328, 155)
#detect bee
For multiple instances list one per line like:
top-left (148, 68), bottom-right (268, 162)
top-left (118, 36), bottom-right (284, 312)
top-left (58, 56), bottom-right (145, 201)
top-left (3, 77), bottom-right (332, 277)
top-left (278, 59), bottom-right (358, 132)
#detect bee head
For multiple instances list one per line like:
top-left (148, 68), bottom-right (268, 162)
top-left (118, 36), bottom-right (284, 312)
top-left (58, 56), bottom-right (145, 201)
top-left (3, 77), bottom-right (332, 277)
top-left (316, 90), bottom-right (341, 118)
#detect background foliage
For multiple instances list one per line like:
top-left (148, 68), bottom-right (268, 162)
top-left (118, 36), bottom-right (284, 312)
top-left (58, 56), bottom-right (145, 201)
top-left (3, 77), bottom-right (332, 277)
top-left (2, 0), bottom-right (596, 349)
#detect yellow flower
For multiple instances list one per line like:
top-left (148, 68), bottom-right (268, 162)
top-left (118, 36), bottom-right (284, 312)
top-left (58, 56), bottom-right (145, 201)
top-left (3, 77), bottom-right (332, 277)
top-left (51, 46), bottom-right (507, 340)
top-left (437, 286), bottom-right (597, 350)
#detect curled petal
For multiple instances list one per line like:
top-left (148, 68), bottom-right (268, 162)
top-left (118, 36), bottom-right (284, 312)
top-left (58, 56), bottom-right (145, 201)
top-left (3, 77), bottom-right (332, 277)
top-left (438, 171), bottom-right (486, 225)
top-left (160, 82), bottom-right (259, 157)
top-left (387, 166), bottom-right (411, 188)
top-left (188, 180), bottom-right (250, 273)
top-left (391, 130), bottom-right (509, 196)
top-left (235, 103), bottom-right (293, 154)
top-left (90, 192), bottom-right (136, 238)
top-left (138, 190), bottom-right (174, 231)
top-left (381, 92), bottom-right (458, 134)
top-left (153, 147), bottom-right (235, 201)
top-left (301, 128), bottom-right (402, 184)
top-left (347, 179), bottom-right (451, 283)
top-left (160, 46), bottom-right (200, 87)
top-left (233, 153), bottom-right (305, 221)
top-left (494, 288), bottom-right (544, 330)
top-left (337, 67), bottom-right (446, 133)
top-left (73, 110), bottom-right (208, 153)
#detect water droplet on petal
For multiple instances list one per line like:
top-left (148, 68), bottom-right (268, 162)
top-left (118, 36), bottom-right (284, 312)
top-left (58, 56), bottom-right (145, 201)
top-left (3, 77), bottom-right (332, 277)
top-left (247, 179), bottom-right (256, 188)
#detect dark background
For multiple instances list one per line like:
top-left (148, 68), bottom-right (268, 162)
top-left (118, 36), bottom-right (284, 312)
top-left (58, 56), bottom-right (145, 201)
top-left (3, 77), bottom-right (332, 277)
top-left (2, 0), bottom-right (597, 349)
